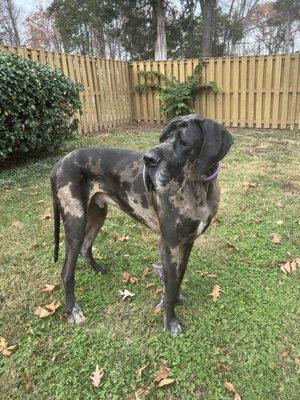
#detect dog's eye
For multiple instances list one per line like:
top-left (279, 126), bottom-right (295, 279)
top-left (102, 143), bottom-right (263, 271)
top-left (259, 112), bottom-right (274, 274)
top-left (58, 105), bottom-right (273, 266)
top-left (179, 137), bottom-right (189, 147)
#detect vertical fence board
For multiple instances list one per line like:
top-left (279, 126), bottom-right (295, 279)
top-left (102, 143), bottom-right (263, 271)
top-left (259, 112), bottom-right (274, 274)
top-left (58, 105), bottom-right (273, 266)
top-left (232, 58), bottom-right (239, 127)
top-left (131, 62), bottom-right (140, 122)
top-left (240, 57), bottom-right (247, 128)
top-left (223, 58), bottom-right (231, 126)
top-left (281, 55), bottom-right (290, 129)
top-left (256, 57), bottom-right (264, 128)
top-left (264, 56), bottom-right (273, 128)
top-left (248, 57), bottom-right (255, 128)
top-left (215, 58), bottom-right (223, 124)
top-left (272, 56), bottom-right (282, 128)
top-left (290, 56), bottom-right (299, 130)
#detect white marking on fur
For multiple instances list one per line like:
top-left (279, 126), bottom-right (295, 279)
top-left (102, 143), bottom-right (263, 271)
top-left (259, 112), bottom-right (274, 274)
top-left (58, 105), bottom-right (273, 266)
top-left (197, 221), bottom-right (205, 236)
top-left (142, 166), bottom-right (148, 191)
top-left (153, 161), bottom-right (168, 191)
top-left (57, 183), bottom-right (84, 218)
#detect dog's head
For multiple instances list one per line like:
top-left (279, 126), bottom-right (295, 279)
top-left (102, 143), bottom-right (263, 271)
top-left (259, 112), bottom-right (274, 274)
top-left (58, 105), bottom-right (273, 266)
top-left (143, 114), bottom-right (234, 192)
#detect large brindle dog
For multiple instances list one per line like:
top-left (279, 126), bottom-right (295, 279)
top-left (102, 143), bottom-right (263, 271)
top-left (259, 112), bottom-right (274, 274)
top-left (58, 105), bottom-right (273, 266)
top-left (51, 114), bottom-right (233, 336)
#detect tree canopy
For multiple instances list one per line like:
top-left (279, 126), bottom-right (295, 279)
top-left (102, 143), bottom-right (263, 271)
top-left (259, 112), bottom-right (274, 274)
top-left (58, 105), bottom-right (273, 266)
top-left (0, 0), bottom-right (299, 58)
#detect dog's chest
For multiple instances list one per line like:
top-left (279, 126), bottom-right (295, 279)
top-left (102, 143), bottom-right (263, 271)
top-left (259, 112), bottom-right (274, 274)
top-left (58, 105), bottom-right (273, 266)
top-left (170, 181), bottom-right (217, 238)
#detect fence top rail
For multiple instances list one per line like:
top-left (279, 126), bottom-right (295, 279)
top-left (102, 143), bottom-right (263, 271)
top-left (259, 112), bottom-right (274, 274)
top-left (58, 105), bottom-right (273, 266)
top-left (130, 54), bottom-right (299, 64)
top-left (1, 45), bottom-right (298, 64)
top-left (0, 45), bottom-right (129, 64)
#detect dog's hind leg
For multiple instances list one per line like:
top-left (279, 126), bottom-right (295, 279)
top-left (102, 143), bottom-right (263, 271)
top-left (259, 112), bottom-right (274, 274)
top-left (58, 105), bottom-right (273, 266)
top-left (80, 196), bottom-right (108, 274)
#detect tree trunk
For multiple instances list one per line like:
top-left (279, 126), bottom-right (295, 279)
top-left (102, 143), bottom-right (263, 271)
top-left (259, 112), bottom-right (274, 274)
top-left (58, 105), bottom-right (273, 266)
top-left (283, 8), bottom-right (291, 54)
top-left (200, 0), bottom-right (216, 58)
top-left (153, 0), bottom-right (167, 60)
top-left (5, 0), bottom-right (20, 45)
top-left (95, 26), bottom-right (106, 58)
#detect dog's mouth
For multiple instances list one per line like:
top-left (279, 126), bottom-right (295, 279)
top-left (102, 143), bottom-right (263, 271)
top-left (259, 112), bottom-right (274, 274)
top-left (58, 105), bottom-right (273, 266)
top-left (143, 166), bottom-right (155, 192)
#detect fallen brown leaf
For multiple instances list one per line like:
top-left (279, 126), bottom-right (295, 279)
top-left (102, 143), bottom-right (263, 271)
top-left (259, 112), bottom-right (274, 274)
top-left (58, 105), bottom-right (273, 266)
top-left (154, 288), bottom-right (163, 296)
top-left (211, 217), bottom-right (217, 227)
top-left (38, 212), bottom-right (52, 221)
top-left (271, 233), bottom-right (281, 244)
top-left (153, 366), bottom-right (169, 383)
top-left (0, 337), bottom-right (16, 357)
top-left (215, 363), bottom-right (231, 372)
top-left (197, 270), bottom-right (218, 278)
top-left (136, 363), bottom-right (149, 379)
top-left (227, 243), bottom-right (237, 252)
top-left (157, 378), bottom-right (175, 387)
top-left (60, 313), bottom-right (68, 324)
top-left (224, 382), bottom-right (241, 400)
top-left (119, 289), bottom-right (135, 300)
top-left (34, 300), bottom-right (61, 318)
top-left (114, 235), bottom-right (129, 242)
top-left (275, 220), bottom-right (284, 225)
top-left (133, 387), bottom-right (150, 399)
top-left (130, 276), bottom-right (139, 284)
top-left (90, 364), bottom-right (104, 388)
top-left (142, 267), bottom-right (151, 276)
top-left (24, 372), bottom-right (32, 391)
top-left (30, 191), bottom-right (38, 196)
top-left (44, 300), bottom-right (61, 311)
top-left (209, 285), bottom-right (223, 302)
top-left (35, 200), bottom-right (46, 205)
top-left (224, 382), bottom-right (235, 393)
top-left (34, 306), bottom-right (53, 318)
top-left (279, 259), bottom-right (299, 274)
top-left (295, 357), bottom-right (300, 366)
top-left (242, 182), bottom-right (257, 192)
top-left (145, 283), bottom-right (156, 289)
top-left (280, 349), bottom-right (289, 358)
top-left (122, 271), bottom-right (131, 284)
top-left (207, 273), bottom-right (218, 278)
top-left (41, 284), bottom-right (58, 293)
top-left (263, 162), bottom-right (276, 169)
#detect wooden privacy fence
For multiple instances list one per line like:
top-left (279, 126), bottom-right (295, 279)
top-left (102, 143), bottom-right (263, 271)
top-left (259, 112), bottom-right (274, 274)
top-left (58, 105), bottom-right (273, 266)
top-left (0, 45), bottom-right (132, 134)
top-left (1, 45), bottom-right (299, 131)
top-left (131, 55), bottom-right (300, 130)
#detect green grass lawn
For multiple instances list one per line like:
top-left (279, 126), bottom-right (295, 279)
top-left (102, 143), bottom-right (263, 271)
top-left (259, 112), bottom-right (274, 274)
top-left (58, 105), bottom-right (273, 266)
top-left (0, 126), bottom-right (299, 400)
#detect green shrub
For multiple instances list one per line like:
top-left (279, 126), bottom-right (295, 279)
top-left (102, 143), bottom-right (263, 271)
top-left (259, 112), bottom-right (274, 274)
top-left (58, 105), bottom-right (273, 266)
top-left (0, 51), bottom-right (81, 159)
top-left (136, 61), bottom-right (219, 119)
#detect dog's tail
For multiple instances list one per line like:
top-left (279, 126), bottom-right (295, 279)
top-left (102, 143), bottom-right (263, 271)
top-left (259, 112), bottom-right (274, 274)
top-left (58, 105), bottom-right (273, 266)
top-left (53, 200), bottom-right (60, 262)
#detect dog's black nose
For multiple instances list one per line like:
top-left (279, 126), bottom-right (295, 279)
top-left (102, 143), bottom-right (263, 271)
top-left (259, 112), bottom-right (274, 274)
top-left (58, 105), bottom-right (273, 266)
top-left (143, 151), bottom-right (160, 167)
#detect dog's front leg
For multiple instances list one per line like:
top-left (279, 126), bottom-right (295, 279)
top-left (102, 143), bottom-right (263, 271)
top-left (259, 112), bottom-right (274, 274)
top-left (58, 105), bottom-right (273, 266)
top-left (160, 238), bottom-right (187, 337)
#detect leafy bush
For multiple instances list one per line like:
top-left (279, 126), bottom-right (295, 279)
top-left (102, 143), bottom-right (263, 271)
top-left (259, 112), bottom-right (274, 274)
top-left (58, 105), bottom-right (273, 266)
top-left (0, 51), bottom-right (81, 159)
top-left (136, 61), bottom-right (219, 119)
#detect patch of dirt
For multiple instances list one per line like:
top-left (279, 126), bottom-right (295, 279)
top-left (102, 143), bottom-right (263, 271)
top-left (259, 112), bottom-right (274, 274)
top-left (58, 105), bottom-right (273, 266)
top-left (85, 122), bottom-right (164, 137)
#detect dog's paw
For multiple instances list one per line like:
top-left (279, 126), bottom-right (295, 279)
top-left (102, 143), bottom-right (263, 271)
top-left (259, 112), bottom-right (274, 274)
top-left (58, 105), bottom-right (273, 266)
top-left (176, 293), bottom-right (188, 305)
top-left (164, 318), bottom-right (183, 337)
top-left (68, 304), bottom-right (85, 324)
top-left (93, 263), bottom-right (110, 274)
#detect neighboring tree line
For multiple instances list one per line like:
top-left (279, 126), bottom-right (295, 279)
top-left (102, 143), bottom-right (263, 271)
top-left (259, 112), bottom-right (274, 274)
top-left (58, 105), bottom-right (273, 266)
top-left (0, 0), bottom-right (299, 59)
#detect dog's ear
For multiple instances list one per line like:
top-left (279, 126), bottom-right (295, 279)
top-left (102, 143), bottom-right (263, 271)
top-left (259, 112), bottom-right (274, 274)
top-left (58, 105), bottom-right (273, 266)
top-left (197, 120), bottom-right (234, 175)
top-left (159, 116), bottom-right (184, 143)
top-left (159, 114), bottom-right (205, 143)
